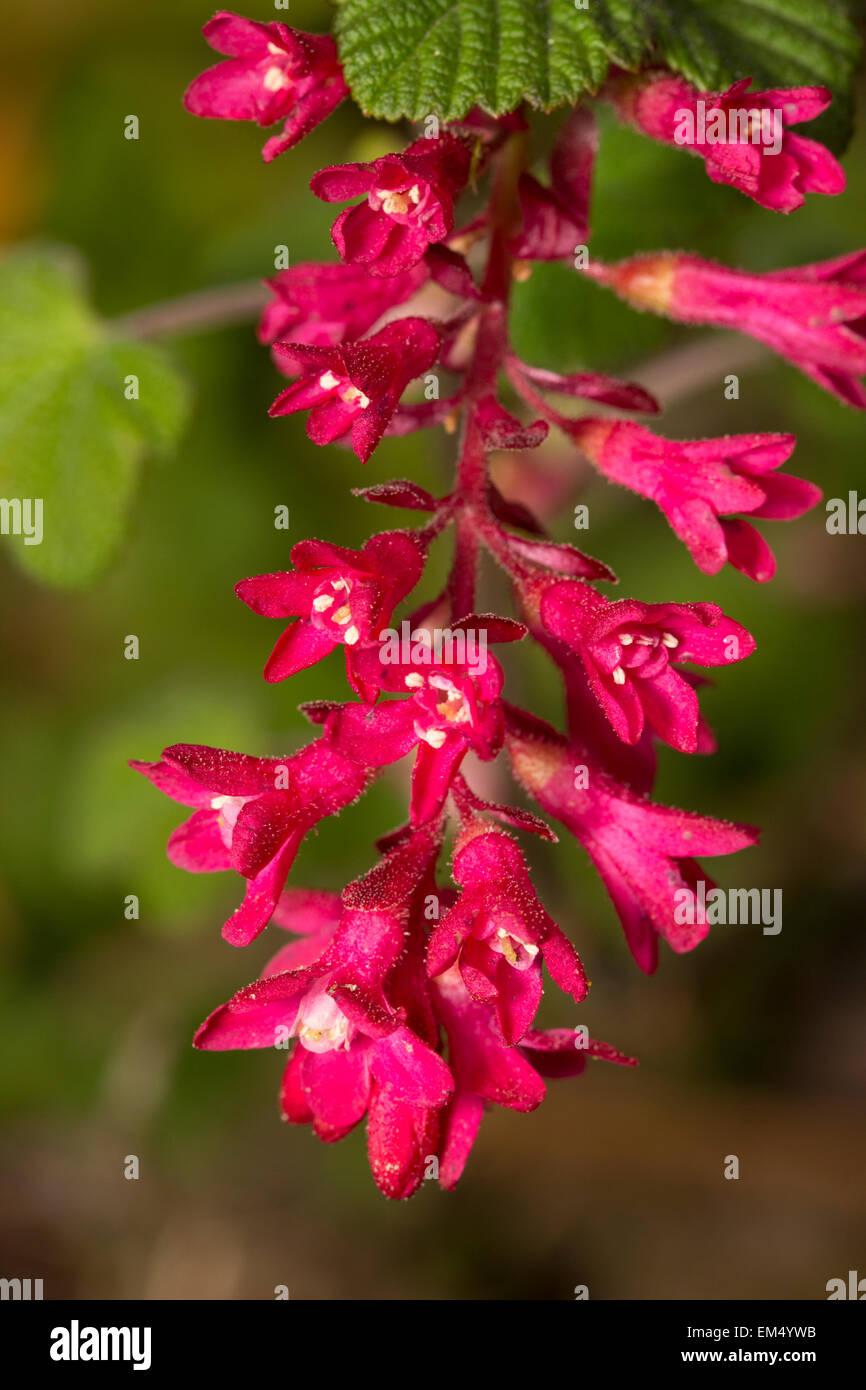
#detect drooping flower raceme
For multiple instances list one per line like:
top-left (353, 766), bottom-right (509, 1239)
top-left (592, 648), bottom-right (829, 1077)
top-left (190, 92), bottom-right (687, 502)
top-left (139, 13), bottom-right (851, 1195)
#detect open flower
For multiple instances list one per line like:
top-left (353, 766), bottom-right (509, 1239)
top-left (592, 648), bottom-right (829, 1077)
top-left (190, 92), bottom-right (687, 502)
top-left (587, 250), bottom-right (866, 408)
top-left (235, 531), bottom-right (425, 696)
top-left (311, 133), bottom-right (471, 276)
top-left (131, 738), bottom-right (369, 946)
top-left (540, 584), bottom-right (754, 752)
top-left (269, 317), bottom-right (441, 462)
top-left (325, 616), bottom-right (525, 824)
top-left (183, 12), bottom-right (347, 161)
top-left (196, 832), bottom-right (454, 1199)
top-left (506, 706), bottom-right (758, 972)
top-left (571, 419), bottom-right (821, 581)
top-left (605, 72), bottom-right (845, 212)
top-left (432, 967), bottom-right (636, 1188)
top-left (427, 826), bottom-right (587, 1043)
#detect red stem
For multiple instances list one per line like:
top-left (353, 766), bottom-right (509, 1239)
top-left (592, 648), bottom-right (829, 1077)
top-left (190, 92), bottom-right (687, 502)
top-left (446, 131), bottom-right (527, 619)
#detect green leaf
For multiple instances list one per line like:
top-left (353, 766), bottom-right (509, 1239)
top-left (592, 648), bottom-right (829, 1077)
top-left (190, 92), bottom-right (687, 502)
top-left (0, 246), bottom-right (189, 589)
top-left (335, 0), bottom-right (650, 123)
top-left (335, 0), bottom-right (861, 149)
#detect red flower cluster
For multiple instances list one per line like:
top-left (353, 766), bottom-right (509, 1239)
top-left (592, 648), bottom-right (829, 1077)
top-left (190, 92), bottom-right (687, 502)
top-left (140, 15), bottom-right (856, 1196)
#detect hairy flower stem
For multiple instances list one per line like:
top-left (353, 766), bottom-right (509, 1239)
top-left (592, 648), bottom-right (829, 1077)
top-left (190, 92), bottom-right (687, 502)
top-left (447, 132), bottom-right (527, 620)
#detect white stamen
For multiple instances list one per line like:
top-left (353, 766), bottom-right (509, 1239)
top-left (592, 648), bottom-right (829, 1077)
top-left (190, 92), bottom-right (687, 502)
top-left (378, 189), bottom-right (411, 216)
top-left (294, 988), bottom-right (350, 1054)
top-left (619, 633), bottom-right (634, 646)
top-left (661, 631), bottom-right (678, 648)
top-left (312, 594), bottom-right (334, 612)
top-left (344, 625), bottom-right (360, 645)
top-left (405, 673), bottom-right (424, 688)
top-left (341, 385), bottom-right (371, 409)
top-left (407, 184), bottom-right (421, 204)
top-left (634, 635), bottom-right (655, 645)
top-left (612, 666), bottom-right (626, 685)
top-left (494, 926), bottom-right (540, 968)
top-left (262, 66), bottom-right (290, 92)
top-left (429, 673), bottom-right (457, 693)
top-left (319, 370), bottom-right (341, 390)
top-left (421, 728), bottom-right (447, 749)
top-left (496, 927), bottom-right (538, 955)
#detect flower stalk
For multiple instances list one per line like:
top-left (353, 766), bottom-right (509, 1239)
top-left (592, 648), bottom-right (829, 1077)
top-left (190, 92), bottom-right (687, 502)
top-left (131, 11), bottom-right (861, 1197)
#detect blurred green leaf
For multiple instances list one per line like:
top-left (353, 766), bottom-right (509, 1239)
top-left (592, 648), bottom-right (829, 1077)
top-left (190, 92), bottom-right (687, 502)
top-left (0, 245), bottom-right (189, 589)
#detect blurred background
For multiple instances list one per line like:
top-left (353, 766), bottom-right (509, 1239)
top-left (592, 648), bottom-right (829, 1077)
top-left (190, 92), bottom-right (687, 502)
top-left (1, 0), bottom-right (865, 1300)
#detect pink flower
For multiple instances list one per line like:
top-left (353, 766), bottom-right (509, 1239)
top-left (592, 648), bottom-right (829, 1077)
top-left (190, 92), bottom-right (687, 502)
top-left (427, 826), bottom-right (588, 1044)
top-left (510, 107), bottom-right (598, 260)
top-left (311, 133), bottom-right (471, 277)
top-left (325, 616), bottom-right (525, 825)
top-left (258, 261), bottom-right (428, 363)
top-left (540, 584), bottom-right (754, 752)
top-left (432, 967), bottom-right (636, 1188)
top-left (183, 12), bottom-right (347, 162)
top-left (605, 72), bottom-right (845, 213)
top-left (587, 250), bottom-right (866, 408)
top-left (131, 738), bottom-right (369, 946)
top-left (235, 530), bottom-right (425, 696)
top-left (571, 419), bottom-right (821, 581)
top-left (195, 831), bottom-right (455, 1199)
top-left (505, 706), bottom-right (759, 972)
top-left (269, 317), bottom-right (441, 462)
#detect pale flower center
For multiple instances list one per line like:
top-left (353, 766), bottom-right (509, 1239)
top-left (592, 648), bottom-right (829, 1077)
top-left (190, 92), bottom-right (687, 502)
top-left (429, 673), bottom-right (471, 724)
top-left (610, 627), bottom-right (678, 685)
top-left (490, 923), bottom-right (540, 970)
top-left (311, 575), bottom-right (362, 646)
top-left (209, 794), bottom-right (248, 849)
top-left (293, 984), bottom-right (351, 1054)
top-left (263, 66), bottom-right (290, 92)
top-left (374, 184), bottom-right (423, 218)
top-left (318, 370), bottom-right (371, 410)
